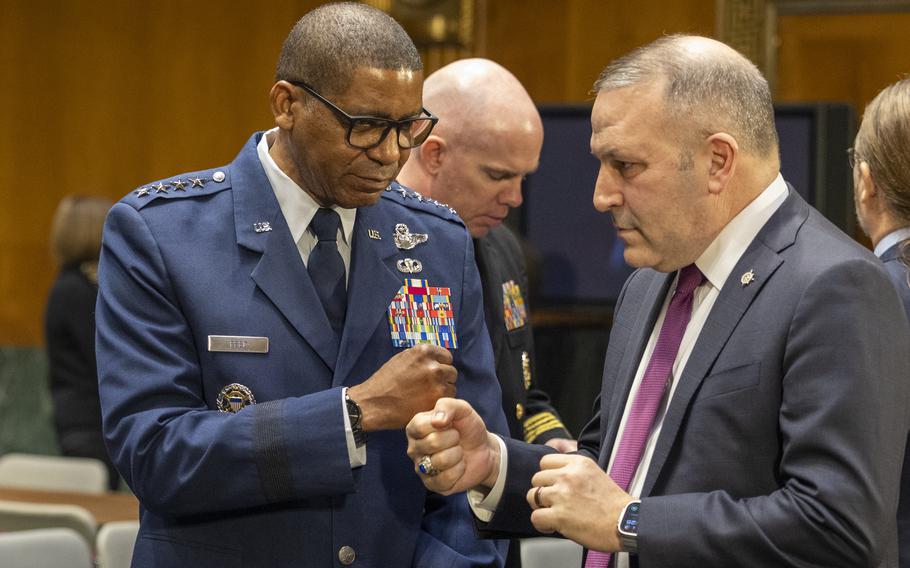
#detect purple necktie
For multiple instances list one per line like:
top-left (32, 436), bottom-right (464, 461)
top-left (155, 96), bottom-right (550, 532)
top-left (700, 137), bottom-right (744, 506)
top-left (585, 264), bottom-right (704, 568)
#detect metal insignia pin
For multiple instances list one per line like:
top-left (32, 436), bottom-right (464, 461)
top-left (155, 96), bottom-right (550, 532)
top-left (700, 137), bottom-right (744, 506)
top-left (253, 222), bottom-right (272, 233)
top-left (152, 182), bottom-right (169, 193)
top-left (171, 179), bottom-right (187, 191)
top-left (741, 269), bottom-right (756, 287)
top-left (397, 258), bottom-right (423, 274)
top-left (189, 177), bottom-right (206, 188)
top-left (521, 351), bottom-right (531, 390)
top-left (368, 229), bottom-right (381, 240)
top-left (134, 187), bottom-right (150, 197)
top-left (216, 383), bottom-right (256, 413)
top-left (393, 223), bottom-right (428, 250)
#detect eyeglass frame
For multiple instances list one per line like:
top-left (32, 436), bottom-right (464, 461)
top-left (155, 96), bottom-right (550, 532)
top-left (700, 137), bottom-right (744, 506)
top-left (847, 147), bottom-right (863, 169)
top-left (286, 79), bottom-right (438, 150)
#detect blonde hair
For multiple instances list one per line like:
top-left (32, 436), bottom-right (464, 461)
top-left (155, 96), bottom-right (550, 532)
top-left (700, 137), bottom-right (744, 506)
top-left (49, 195), bottom-right (112, 267)
top-left (855, 77), bottom-right (910, 268)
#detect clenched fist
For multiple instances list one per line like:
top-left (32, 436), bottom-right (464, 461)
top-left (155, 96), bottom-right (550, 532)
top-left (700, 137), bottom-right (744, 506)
top-left (349, 344), bottom-right (457, 431)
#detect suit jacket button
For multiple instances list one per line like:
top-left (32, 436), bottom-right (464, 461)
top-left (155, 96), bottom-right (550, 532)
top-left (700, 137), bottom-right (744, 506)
top-left (516, 403), bottom-right (524, 420)
top-left (338, 545), bottom-right (356, 565)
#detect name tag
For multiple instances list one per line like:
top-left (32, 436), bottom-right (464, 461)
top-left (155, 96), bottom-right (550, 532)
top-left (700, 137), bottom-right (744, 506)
top-left (207, 335), bottom-right (269, 353)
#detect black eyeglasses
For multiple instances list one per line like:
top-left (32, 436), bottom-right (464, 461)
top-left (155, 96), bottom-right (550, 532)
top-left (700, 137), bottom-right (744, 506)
top-left (287, 80), bottom-right (438, 150)
top-left (847, 147), bottom-right (862, 169)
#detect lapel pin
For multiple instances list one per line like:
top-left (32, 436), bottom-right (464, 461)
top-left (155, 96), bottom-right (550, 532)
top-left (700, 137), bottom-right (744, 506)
top-left (393, 223), bottom-right (428, 250)
top-left (368, 229), bottom-right (381, 240)
top-left (397, 258), bottom-right (423, 274)
top-left (253, 222), bottom-right (272, 233)
top-left (740, 269), bottom-right (756, 287)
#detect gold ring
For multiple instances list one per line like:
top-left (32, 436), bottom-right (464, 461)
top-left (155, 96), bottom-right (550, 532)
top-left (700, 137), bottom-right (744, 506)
top-left (417, 455), bottom-right (439, 477)
top-left (534, 486), bottom-right (544, 508)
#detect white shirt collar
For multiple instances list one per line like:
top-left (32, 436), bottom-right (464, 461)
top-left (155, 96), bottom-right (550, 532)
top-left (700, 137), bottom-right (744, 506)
top-left (874, 227), bottom-right (910, 258)
top-left (256, 128), bottom-right (356, 245)
top-left (695, 173), bottom-right (789, 290)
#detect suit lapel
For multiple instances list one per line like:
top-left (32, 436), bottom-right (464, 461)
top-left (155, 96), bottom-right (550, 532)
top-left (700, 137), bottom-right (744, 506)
top-left (599, 272), bottom-right (673, 469)
top-left (334, 203), bottom-right (404, 384)
top-left (231, 133), bottom-right (339, 371)
top-left (640, 188), bottom-right (807, 495)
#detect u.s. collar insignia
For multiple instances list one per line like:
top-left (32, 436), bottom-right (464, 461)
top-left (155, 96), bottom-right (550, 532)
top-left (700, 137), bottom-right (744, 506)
top-left (216, 383), bottom-right (256, 413)
top-left (740, 269), bottom-right (756, 287)
top-left (393, 223), bottom-right (428, 250)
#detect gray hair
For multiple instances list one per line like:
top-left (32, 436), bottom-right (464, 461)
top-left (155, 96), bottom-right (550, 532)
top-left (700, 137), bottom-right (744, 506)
top-left (593, 35), bottom-right (778, 157)
top-left (275, 2), bottom-right (422, 97)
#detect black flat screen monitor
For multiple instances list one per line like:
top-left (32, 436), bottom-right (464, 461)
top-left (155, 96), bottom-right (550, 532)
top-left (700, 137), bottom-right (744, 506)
top-left (518, 103), bottom-right (856, 306)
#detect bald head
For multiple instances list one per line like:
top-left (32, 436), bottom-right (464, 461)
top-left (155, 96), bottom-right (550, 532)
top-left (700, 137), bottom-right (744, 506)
top-left (595, 34), bottom-right (778, 159)
top-left (422, 58), bottom-right (542, 148)
top-left (398, 58), bottom-right (543, 238)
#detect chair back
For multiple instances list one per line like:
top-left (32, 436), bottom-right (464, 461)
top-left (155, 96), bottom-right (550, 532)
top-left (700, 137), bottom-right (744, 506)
top-left (0, 499), bottom-right (97, 547)
top-left (0, 527), bottom-right (93, 568)
top-left (0, 452), bottom-right (109, 494)
top-left (96, 520), bottom-right (140, 568)
top-left (520, 537), bottom-right (584, 568)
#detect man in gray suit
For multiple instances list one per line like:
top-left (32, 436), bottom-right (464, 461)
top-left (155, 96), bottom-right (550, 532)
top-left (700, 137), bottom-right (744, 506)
top-left (405, 35), bottom-right (910, 567)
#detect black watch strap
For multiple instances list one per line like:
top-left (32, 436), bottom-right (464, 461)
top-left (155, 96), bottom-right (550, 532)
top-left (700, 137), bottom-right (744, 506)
top-left (345, 392), bottom-right (366, 447)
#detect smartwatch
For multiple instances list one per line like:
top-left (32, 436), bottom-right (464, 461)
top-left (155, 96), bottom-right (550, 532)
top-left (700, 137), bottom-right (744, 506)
top-left (617, 500), bottom-right (641, 553)
top-left (345, 391), bottom-right (366, 447)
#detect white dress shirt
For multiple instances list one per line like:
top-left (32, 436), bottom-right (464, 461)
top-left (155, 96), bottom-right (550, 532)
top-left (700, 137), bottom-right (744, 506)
top-left (874, 227), bottom-right (910, 259)
top-left (471, 174), bottom-right (790, 566)
top-left (256, 129), bottom-right (366, 468)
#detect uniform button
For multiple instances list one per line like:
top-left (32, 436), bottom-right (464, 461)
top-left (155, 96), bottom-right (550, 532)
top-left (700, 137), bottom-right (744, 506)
top-left (515, 403), bottom-right (524, 420)
top-left (213, 170), bottom-right (226, 183)
top-left (338, 545), bottom-right (356, 565)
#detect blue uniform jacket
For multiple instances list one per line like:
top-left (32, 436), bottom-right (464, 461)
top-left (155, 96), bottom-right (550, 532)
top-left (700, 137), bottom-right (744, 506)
top-left (96, 132), bottom-right (509, 567)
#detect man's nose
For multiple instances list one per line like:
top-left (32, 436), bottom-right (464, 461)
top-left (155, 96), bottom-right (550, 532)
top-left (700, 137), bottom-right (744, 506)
top-left (593, 165), bottom-right (622, 213)
top-left (367, 129), bottom-right (403, 166)
top-left (501, 178), bottom-right (523, 208)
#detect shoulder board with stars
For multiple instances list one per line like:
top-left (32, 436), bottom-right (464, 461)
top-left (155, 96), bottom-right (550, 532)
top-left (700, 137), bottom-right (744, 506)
top-left (126, 167), bottom-right (231, 210)
top-left (382, 182), bottom-right (462, 225)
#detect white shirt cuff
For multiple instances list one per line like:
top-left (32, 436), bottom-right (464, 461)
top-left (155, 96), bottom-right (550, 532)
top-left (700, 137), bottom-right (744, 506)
top-left (467, 434), bottom-right (508, 522)
top-left (342, 387), bottom-right (366, 468)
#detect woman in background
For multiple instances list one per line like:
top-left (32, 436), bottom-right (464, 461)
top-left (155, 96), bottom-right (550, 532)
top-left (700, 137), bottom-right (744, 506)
top-left (45, 195), bottom-right (118, 490)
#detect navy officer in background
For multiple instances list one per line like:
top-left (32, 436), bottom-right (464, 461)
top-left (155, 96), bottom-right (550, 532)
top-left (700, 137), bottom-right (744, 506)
top-left (397, 59), bottom-right (575, 451)
top-left (96, 3), bottom-right (508, 567)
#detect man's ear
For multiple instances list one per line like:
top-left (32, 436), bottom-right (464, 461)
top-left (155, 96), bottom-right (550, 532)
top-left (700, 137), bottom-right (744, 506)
top-left (418, 135), bottom-right (446, 176)
top-left (269, 81), bottom-right (297, 130)
top-left (705, 132), bottom-right (738, 195)
top-left (857, 161), bottom-right (878, 205)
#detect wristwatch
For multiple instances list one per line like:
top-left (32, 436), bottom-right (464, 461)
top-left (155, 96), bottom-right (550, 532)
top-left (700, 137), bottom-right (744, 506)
top-left (345, 391), bottom-right (366, 447)
top-left (617, 500), bottom-right (641, 553)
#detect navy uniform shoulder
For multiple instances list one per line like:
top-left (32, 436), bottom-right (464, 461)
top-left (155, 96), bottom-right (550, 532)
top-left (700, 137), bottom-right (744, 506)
top-left (122, 166), bottom-right (233, 210)
top-left (381, 182), bottom-right (464, 228)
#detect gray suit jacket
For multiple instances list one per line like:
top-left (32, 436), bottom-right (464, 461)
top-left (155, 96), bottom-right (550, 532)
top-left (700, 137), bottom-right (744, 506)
top-left (485, 188), bottom-right (910, 567)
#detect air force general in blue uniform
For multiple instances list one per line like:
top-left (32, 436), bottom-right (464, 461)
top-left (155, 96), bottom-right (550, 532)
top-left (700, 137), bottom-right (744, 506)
top-left (96, 131), bottom-right (509, 567)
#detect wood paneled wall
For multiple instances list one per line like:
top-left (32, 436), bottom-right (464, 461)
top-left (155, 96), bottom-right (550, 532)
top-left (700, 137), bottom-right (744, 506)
top-left (2, 1), bottom-right (907, 345)
top-left (776, 12), bottom-right (910, 114)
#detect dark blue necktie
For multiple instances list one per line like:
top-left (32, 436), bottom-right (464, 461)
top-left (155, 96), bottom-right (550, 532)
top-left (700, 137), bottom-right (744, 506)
top-left (307, 208), bottom-right (347, 337)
